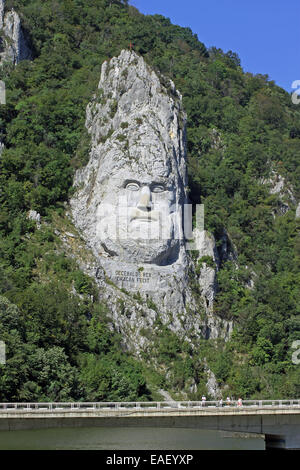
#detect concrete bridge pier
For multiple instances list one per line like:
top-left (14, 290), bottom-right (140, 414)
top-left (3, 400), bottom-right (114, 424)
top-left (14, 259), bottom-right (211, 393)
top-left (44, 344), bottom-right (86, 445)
top-left (265, 433), bottom-right (300, 450)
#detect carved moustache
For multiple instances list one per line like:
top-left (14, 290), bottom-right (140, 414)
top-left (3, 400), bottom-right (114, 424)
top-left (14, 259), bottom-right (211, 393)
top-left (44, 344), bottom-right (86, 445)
top-left (129, 208), bottom-right (159, 222)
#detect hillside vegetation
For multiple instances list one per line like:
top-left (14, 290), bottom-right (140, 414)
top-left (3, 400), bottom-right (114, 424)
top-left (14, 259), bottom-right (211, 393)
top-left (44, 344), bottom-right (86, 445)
top-left (0, 0), bottom-right (299, 401)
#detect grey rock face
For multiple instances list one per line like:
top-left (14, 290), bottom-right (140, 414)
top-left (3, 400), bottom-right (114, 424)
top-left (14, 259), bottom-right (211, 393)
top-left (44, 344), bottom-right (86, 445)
top-left (219, 229), bottom-right (238, 264)
top-left (71, 50), bottom-right (190, 307)
top-left (70, 50), bottom-right (231, 351)
top-left (193, 229), bottom-right (219, 308)
top-left (27, 210), bottom-right (41, 227)
top-left (194, 229), bottom-right (220, 266)
top-left (0, 1), bottom-right (31, 66)
top-left (0, 1), bottom-right (4, 29)
top-left (296, 203), bottom-right (300, 220)
top-left (72, 50), bottom-right (187, 267)
top-left (205, 368), bottom-right (222, 399)
top-left (262, 169), bottom-right (296, 215)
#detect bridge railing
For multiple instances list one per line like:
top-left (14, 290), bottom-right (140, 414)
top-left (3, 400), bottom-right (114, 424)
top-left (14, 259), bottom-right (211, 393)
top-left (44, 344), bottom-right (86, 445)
top-left (0, 399), bottom-right (299, 412)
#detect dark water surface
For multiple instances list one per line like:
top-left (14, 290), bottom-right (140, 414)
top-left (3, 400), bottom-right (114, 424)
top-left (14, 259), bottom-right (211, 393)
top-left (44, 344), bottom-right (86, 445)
top-left (0, 427), bottom-right (265, 450)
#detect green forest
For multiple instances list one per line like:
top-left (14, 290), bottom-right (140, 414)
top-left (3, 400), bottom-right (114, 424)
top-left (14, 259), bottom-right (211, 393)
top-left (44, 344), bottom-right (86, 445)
top-left (0, 0), bottom-right (299, 401)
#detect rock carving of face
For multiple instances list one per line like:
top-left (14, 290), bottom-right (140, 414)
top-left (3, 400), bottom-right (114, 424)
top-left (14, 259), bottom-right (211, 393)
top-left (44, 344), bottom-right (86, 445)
top-left (96, 169), bottom-right (182, 265)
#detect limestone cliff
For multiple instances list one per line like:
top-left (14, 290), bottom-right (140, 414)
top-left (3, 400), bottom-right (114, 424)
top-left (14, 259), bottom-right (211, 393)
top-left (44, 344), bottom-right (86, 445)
top-left (261, 169), bottom-right (296, 216)
top-left (69, 50), bottom-right (232, 353)
top-left (0, 0), bottom-right (31, 66)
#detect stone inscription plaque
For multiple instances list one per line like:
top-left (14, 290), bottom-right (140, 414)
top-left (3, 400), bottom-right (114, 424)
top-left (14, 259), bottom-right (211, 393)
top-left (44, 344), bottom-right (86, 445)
top-left (114, 270), bottom-right (152, 284)
top-left (99, 259), bottom-right (171, 292)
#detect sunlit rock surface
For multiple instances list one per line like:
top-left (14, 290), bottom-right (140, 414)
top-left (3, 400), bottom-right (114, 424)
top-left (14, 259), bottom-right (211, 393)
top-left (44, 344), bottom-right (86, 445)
top-left (0, 0), bottom-right (31, 66)
top-left (70, 50), bottom-right (231, 352)
top-left (261, 169), bottom-right (296, 216)
top-left (295, 202), bottom-right (300, 219)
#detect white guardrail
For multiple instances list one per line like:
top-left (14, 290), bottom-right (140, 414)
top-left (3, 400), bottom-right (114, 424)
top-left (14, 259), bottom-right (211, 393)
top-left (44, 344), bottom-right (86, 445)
top-left (0, 400), bottom-right (299, 412)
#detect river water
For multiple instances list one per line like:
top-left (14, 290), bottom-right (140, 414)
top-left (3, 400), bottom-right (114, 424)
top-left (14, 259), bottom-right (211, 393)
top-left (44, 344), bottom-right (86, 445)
top-left (0, 427), bottom-right (265, 450)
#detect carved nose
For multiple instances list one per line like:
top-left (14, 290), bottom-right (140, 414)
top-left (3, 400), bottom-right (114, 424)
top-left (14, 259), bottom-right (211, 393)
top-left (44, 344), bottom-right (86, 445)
top-left (137, 186), bottom-right (151, 210)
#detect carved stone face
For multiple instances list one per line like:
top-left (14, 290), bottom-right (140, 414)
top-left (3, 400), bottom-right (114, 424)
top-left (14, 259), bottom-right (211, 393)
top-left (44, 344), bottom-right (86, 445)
top-left (71, 50), bottom-right (188, 267)
top-left (96, 166), bottom-right (183, 265)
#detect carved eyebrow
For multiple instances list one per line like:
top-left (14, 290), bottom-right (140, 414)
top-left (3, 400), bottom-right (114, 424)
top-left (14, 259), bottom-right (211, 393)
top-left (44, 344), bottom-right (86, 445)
top-left (123, 179), bottom-right (141, 188)
top-left (122, 179), bottom-right (169, 189)
top-left (150, 182), bottom-right (166, 192)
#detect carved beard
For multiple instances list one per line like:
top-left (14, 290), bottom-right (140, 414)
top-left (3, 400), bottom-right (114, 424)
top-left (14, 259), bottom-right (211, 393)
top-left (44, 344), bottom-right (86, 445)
top-left (98, 212), bottom-right (181, 266)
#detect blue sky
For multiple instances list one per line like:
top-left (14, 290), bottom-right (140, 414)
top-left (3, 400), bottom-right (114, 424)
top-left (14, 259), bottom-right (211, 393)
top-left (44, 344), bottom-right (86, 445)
top-left (130, 0), bottom-right (299, 92)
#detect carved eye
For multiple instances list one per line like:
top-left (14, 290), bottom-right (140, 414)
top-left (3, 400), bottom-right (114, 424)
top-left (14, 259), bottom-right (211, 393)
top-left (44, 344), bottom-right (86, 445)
top-left (126, 182), bottom-right (140, 191)
top-left (152, 184), bottom-right (165, 193)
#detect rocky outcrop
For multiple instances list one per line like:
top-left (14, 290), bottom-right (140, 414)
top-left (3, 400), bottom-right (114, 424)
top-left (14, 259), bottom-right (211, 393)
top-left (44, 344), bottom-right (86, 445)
top-left (205, 368), bottom-right (222, 399)
top-left (296, 203), bottom-right (300, 220)
top-left (0, 1), bottom-right (4, 29)
top-left (71, 49), bottom-right (188, 267)
top-left (27, 209), bottom-right (41, 228)
top-left (262, 169), bottom-right (296, 215)
top-left (69, 50), bottom-right (232, 353)
top-left (194, 229), bottom-right (219, 308)
top-left (0, 2), bottom-right (31, 181)
top-left (218, 229), bottom-right (238, 264)
top-left (0, 1), bottom-right (31, 66)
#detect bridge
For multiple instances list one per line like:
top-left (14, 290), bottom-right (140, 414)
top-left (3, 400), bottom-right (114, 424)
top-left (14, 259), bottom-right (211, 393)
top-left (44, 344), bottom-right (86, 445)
top-left (0, 399), bottom-right (300, 449)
